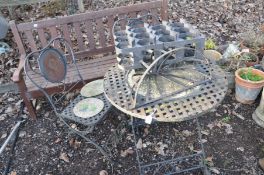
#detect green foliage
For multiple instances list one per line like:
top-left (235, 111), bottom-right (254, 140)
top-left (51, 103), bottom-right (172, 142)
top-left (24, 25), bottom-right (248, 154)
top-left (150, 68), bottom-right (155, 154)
top-left (205, 38), bottom-right (216, 50)
top-left (221, 115), bottom-right (231, 123)
top-left (240, 68), bottom-right (264, 81)
top-left (240, 52), bottom-right (257, 62)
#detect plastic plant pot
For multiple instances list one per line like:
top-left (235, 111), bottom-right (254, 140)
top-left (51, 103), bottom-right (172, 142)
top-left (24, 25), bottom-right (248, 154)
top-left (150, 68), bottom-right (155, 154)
top-left (132, 28), bottom-right (146, 34)
top-left (154, 29), bottom-right (170, 36)
top-left (114, 31), bottom-right (127, 37)
top-left (158, 35), bottom-right (175, 42)
top-left (235, 68), bottom-right (264, 104)
top-left (115, 36), bottom-right (128, 42)
top-left (127, 20), bottom-right (144, 30)
top-left (169, 22), bottom-right (184, 28)
top-left (116, 42), bottom-right (129, 49)
top-left (151, 25), bottom-right (166, 31)
top-left (134, 33), bottom-right (149, 39)
top-left (137, 38), bottom-right (150, 46)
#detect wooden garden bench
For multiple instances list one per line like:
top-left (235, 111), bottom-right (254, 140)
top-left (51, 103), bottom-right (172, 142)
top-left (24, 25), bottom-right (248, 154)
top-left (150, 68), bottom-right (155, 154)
top-left (10, 0), bottom-right (168, 120)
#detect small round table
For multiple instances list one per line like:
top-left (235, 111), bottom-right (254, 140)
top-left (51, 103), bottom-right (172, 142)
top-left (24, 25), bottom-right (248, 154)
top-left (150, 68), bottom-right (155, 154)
top-left (104, 64), bottom-right (228, 122)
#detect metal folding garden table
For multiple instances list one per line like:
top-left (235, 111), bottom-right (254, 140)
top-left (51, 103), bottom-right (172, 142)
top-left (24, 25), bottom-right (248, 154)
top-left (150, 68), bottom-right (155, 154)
top-left (104, 15), bottom-right (228, 174)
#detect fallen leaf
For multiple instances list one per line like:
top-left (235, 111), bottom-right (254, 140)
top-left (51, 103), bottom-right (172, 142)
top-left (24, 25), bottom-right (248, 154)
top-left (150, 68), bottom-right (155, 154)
top-left (188, 143), bottom-right (194, 151)
top-left (210, 167), bottom-right (220, 174)
top-left (69, 138), bottom-right (81, 149)
top-left (155, 142), bottom-right (168, 156)
top-left (223, 123), bottom-right (233, 134)
top-left (215, 113), bottom-right (221, 117)
top-left (120, 148), bottom-right (134, 157)
top-left (201, 130), bottom-right (209, 136)
top-left (10, 171), bottom-right (17, 175)
top-left (73, 140), bottom-right (81, 149)
top-left (182, 130), bottom-right (193, 137)
top-left (207, 123), bottom-right (214, 130)
top-left (55, 138), bottom-right (61, 143)
top-left (201, 139), bottom-right (207, 143)
top-left (99, 170), bottom-right (108, 175)
top-left (143, 127), bottom-right (149, 136)
top-left (1, 133), bottom-right (7, 139)
top-left (237, 147), bottom-right (244, 152)
top-left (232, 111), bottom-right (245, 120)
top-left (69, 138), bottom-right (75, 147)
top-left (19, 131), bottom-right (26, 137)
top-left (0, 115), bottom-right (6, 121)
top-left (136, 138), bottom-right (143, 149)
top-left (205, 156), bottom-right (214, 166)
top-left (59, 153), bottom-right (70, 162)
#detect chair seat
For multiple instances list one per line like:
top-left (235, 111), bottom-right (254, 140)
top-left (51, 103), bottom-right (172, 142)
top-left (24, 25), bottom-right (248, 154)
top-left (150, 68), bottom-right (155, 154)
top-left (61, 94), bottom-right (112, 126)
top-left (25, 55), bottom-right (117, 97)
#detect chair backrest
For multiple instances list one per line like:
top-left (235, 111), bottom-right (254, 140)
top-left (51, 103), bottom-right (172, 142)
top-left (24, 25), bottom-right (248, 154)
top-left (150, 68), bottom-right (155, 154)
top-left (10, 0), bottom-right (168, 59)
top-left (24, 37), bottom-right (84, 113)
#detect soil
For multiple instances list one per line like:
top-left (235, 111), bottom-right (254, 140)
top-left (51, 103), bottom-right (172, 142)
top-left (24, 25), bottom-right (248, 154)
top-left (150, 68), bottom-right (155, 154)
top-left (0, 0), bottom-right (264, 175)
top-left (1, 91), bottom-right (264, 175)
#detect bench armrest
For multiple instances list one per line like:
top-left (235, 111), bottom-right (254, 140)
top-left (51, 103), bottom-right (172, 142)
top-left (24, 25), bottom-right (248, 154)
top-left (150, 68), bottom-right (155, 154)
top-left (12, 54), bottom-right (26, 83)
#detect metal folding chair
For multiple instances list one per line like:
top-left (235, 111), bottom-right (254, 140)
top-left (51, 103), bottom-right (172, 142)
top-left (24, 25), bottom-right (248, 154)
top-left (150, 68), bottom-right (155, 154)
top-left (24, 37), bottom-right (112, 159)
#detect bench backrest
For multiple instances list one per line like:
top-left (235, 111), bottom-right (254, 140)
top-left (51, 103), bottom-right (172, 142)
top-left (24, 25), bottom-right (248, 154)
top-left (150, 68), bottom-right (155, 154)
top-left (10, 0), bottom-right (168, 59)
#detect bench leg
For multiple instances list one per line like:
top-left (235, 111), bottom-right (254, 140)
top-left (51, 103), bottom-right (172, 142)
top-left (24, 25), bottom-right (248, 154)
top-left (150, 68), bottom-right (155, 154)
top-left (17, 80), bottom-right (37, 120)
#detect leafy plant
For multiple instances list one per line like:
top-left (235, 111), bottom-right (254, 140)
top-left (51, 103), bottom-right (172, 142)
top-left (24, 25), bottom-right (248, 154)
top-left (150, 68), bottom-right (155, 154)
top-left (205, 38), bottom-right (216, 50)
top-left (240, 30), bottom-right (264, 54)
top-left (221, 115), bottom-right (231, 123)
top-left (240, 52), bottom-right (257, 62)
top-left (240, 68), bottom-right (264, 81)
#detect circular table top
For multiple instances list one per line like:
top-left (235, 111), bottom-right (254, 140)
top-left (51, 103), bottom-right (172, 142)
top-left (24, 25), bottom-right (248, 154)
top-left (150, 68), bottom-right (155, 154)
top-left (104, 64), bottom-right (228, 122)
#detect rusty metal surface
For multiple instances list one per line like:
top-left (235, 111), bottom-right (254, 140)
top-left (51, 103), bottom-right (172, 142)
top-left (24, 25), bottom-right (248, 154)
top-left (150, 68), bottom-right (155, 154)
top-left (38, 48), bottom-right (67, 83)
top-left (104, 63), bottom-right (228, 122)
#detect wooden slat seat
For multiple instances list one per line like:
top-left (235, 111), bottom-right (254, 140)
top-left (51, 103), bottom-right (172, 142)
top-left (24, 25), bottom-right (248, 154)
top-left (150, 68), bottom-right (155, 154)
top-left (26, 55), bottom-right (117, 97)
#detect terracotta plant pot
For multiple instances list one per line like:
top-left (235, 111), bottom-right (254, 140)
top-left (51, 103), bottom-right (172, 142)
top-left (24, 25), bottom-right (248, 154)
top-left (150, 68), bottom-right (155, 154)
top-left (204, 50), bottom-right (222, 63)
top-left (241, 52), bottom-right (259, 67)
top-left (235, 68), bottom-right (264, 104)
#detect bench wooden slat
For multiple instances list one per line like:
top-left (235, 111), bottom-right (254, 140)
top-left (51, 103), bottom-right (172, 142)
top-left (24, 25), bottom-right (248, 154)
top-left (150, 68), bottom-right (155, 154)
top-left (37, 28), bottom-right (47, 47)
top-left (85, 20), bottom-right (96, 49)
top-left (96, 18), bottom-right (107, 48)
top-left (118, 13), bottom-right (126, 30)
top-left (128, 12), bottom-right (137, 18)
top-left (61, 24), bottom-right (73, 47)
top-left (107, 15), bottom-right (115, 45)
top-left (26, 58), bottom-right (116, 91)
top-left (16, 1), bottom-right (162, 31)
top-left (25, 30), bottom-right (38, 51)
top-left (49, 26), bottom-right (58, 39)
top-left (27, 55), bottom-right (117, 78)
top-left (73, 22), bottom-right (85, 51)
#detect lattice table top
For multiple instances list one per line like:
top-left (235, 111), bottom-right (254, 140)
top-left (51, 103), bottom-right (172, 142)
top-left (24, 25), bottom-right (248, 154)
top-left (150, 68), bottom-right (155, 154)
top-left (104, 64), bottom-right (228, 122)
